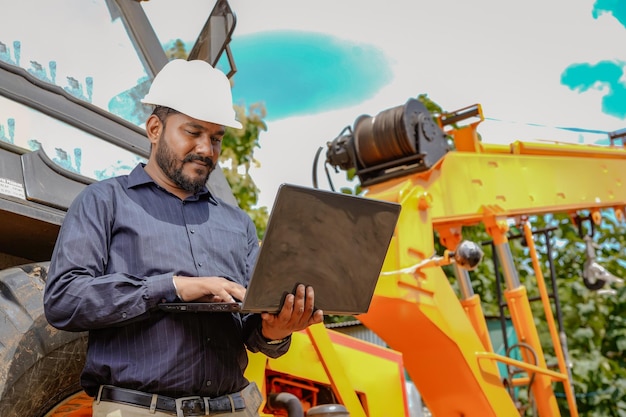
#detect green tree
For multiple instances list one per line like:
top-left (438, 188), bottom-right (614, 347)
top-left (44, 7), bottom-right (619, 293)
top-left (222, 103), bottom-right (269, 238)
top-left (166, 39), bottom-right (188, 60)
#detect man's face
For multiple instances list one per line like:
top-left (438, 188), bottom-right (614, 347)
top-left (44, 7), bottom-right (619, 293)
top-left (153, 113), bottom-right (224, 195)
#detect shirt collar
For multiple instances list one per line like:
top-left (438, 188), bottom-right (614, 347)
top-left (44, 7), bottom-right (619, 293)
top-left (128, 163), bottom-right (219, 205)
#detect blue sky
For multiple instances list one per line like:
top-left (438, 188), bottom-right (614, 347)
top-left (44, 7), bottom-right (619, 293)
top-left (229, 31), bottom-right (392, 120)
top-left (146, 0), bottom-right (626, 207)
top-left (560, 0), bottom-right (626, 120)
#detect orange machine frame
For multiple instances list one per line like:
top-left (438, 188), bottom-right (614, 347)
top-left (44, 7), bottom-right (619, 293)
top-left (243, 105), bottom-right (623, 417)
top-left (354, 105), bottom-right (626, 416)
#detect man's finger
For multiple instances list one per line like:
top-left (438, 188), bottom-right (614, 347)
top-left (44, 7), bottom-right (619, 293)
top-left (279, 294), bottom-right (295, 322)
top-left (304, 286), bottom-right (315, 310)
top-left (291, 284), bottom-right (309, 323)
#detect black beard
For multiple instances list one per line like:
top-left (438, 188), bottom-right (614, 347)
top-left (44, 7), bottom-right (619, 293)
top-left (155, 132), bottom-right (214, 195)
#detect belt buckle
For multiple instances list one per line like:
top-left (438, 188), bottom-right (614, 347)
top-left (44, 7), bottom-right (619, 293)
top-left (175, 396), bottom-right (204, 417)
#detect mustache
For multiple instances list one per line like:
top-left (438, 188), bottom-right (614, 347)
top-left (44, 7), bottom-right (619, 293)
top-left (183, 154), bottom-right (214, 168)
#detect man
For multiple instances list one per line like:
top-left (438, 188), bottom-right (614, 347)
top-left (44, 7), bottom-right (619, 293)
top-left (44, 59), bottom-right (324, 417)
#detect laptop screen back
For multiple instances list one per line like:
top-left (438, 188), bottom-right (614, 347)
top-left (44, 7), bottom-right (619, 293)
top-left (241, 184), bottom-right (401, 315)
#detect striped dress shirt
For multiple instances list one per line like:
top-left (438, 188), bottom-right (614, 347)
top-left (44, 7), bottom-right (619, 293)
top-left (44, 164), bottom-right (289, 398)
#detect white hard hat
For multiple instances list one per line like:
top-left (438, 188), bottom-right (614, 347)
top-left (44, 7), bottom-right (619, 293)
top-left (141, 59), bottom-right (242, 129)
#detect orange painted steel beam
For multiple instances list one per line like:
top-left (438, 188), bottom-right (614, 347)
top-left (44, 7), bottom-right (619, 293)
top-left (522, 220), bottom-right (579, 417)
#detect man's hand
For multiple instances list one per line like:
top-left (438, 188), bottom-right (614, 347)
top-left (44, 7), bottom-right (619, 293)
top-left (173, 276), bottom-right (246, 303)
top-left (260, 284), bottom-right (324, 341)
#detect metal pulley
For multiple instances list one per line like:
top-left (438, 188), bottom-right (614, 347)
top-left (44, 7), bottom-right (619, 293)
top-left (325, 98), bottom-right (449, 186)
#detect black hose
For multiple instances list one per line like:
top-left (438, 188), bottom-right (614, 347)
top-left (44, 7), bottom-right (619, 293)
top-left (267, 392), bottom-right (304, 417)
top-left (312, 146), bottom-right (323, 189)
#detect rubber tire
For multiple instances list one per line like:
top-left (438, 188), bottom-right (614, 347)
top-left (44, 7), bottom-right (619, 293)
top-left (0, 262), bottom-right (88, 417)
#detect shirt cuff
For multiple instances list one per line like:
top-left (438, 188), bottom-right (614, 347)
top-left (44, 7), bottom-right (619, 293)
top-left (145, 273), bottom-right (179, 307)
top-left (259, 328), bottom-right (291, 346)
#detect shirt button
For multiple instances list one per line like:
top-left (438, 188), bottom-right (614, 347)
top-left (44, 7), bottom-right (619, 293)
top-left (198, 262), bottom-right (203, 267)
top-left (190, 229), bottom-right (195, 234)
top-left (121, 312), bottom-right (127, 318)
top-left (206, 381), bottom-right (212, 387)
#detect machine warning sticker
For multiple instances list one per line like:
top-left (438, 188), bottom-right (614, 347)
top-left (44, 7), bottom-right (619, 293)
top-left (0, 177), bottom-right (26, 200)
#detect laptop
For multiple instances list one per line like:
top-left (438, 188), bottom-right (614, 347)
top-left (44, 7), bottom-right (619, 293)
top-left (158, 183), bottom-right (401, 315)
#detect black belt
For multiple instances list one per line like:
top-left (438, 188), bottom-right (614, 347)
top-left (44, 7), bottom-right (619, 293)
top-left (98, 385), bottom-right (246, 416)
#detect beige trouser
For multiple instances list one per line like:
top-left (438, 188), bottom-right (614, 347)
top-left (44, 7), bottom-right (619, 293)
top-left (93, 401), bottom-right (174, 417)
top-left (92, 383), bottom-right (261, 417)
